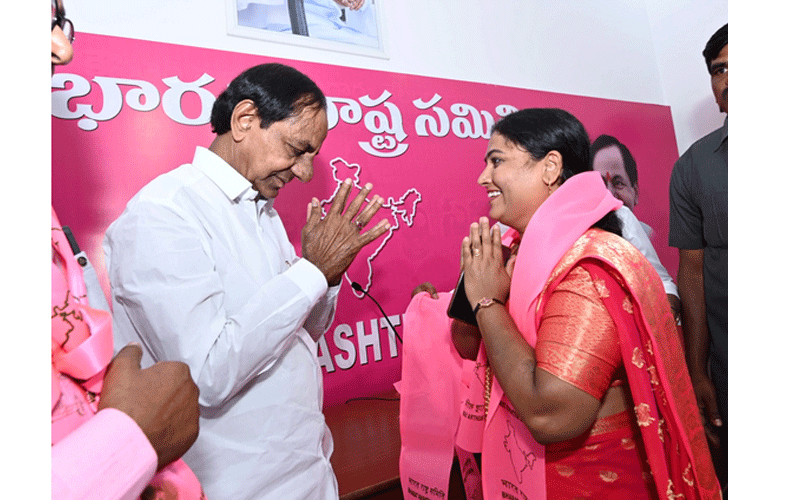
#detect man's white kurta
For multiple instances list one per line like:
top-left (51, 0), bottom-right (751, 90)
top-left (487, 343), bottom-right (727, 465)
top-left (104, 146), bottom-right (340, 500)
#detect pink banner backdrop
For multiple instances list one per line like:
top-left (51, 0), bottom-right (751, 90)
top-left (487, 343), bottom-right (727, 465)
top-left (52, 34), bottom-right (679, 407)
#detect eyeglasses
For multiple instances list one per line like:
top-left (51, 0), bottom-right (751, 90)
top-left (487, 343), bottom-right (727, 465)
top-left (52, 0), bottom-right (75, 43)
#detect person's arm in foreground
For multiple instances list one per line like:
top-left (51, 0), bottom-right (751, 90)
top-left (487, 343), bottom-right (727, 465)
top-left (677, 248), bottom-right (722, 446)
top-left (668, 150), bottom-right (722, 446)
top-left (52, 344), bottom-right (200, 500)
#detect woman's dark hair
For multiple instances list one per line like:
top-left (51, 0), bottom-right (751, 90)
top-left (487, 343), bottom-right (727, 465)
top-left (703, 24), bottom-right (728, 74)
top-left (593, 211), bottom-right (622, 237)
top-left (209, 63), bottom-right (326, 135)
top-left (492, 108), bottom-right (590, 185)
top-left (492, 108), bottom-right (621, 237)
top-left (590, 134), bottom-right (639, 188)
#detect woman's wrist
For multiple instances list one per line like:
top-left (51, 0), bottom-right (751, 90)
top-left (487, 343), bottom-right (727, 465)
top-left (472, 297), bottom-right (505, 316)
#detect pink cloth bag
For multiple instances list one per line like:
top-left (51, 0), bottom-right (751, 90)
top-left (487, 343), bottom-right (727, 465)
top-left (398, 291), bottom-right (484, 499)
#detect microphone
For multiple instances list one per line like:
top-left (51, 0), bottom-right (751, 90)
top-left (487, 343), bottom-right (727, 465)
top-left (351, 281), bottom-right (402, 344)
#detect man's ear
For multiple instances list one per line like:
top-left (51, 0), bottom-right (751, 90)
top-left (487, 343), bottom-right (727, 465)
top-left (541, 150), bottom-right (564, 186)
top-left (633, 184), bottom-right (640, 206)
top-left (230, 100), bottom-right (258, 142)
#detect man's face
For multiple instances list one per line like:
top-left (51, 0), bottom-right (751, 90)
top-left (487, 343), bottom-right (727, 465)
top-left (592, 144), bottom-right (638, 209)
top-left (710, 44), bottom-right (728, 114)
top-left (237, 104), bottom-right (329, 199)
top-left (51, 0), bottom-right (74, 72)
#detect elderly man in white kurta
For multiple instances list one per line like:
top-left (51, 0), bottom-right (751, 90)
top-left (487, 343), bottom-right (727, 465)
top-left (104, 63), bottom-right (389, 500)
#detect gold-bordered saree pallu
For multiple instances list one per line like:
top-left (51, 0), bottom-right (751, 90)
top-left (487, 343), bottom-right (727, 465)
top-left (530, 229), bottom-right (722, 500)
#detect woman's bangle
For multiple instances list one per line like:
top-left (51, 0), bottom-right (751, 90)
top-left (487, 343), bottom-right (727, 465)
top-left (472, 297), bottom-right (505, 315)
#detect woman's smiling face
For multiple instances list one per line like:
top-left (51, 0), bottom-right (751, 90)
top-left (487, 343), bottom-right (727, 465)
top-left (477, 132), bottom-right (552, 233)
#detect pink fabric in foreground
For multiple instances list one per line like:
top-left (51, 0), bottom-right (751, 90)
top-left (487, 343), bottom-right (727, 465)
top-left (398, 291), bottom-right (483, 499)
top-left (52, 208), bottom-right (205, 500)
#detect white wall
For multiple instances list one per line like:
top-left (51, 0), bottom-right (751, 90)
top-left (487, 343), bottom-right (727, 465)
top-left (68, 1), bottom-right (660, 101)
top-left (66, 0), bottom-right (727, 152)
top-left (646, 0), bottom-right (728, 153)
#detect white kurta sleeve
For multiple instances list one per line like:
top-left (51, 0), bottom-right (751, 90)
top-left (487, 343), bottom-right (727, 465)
top-left (303, 282), bottom-right (340, 341)
top-left (105, 200), bottom-right (334, 408)
top-left (617, 206), bottom-right (679, 298)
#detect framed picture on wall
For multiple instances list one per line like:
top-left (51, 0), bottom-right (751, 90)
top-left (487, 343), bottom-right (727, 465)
top-left (227, 0), bottom-right (387, 58)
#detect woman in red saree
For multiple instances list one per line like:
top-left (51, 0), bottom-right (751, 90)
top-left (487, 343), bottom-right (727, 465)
top-left (399, 108), bottom-right (720, 500)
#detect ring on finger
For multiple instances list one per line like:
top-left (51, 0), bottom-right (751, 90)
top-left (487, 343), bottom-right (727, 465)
top-left (354, 219), bottom-right (365, 230)
top-left (473, 247), bottom-right (481, 257)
